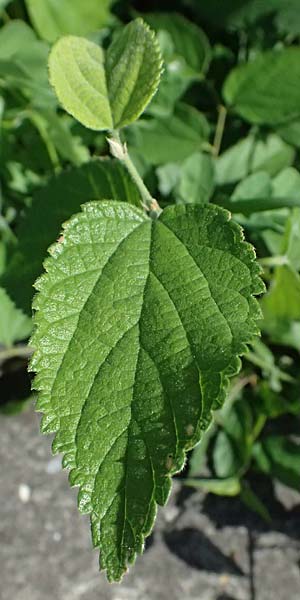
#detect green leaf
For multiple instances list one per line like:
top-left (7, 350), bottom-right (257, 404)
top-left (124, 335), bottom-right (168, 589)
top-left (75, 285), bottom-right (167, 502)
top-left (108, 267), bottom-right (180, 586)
top-left (128, 104), bottom-right (210, 166)
top-left (2, 160), bottom-right (141, 313)
top-left (223, 48), bottom-right (300, 125)
top-left (25, 0), bottom-right (114, 43)
top-left (178, 152), bottom-right (215, 205)
top-left (188, 0), bottom-right (277, 29)
top-left (216, 134), bottom-right (294, 186)
top-left (188, 425), bottom-right (216, 476)
top-left (142, 14), bottom-right (210, 117)
top-left (156, 153), bottom-right (215, 205)
top-left (263, 267), bottom-right (300, 320)
top-left (49, 35), bottom-right (112, 131)
top-left (0, 288), bottom-right (32, 347)
top-left (38, 110), bottom-right (90, 166)
top-left (231, 172), bottom-right (272, 202)
top-left (262, 209), bottom-right (300, 326)
top-left (0, 20), bottom-right (54, 107)
top-left (274, 0), bottom-right (300, 36)
top-left (30, 201), bottom-right (263, 581)
top-left (213, 431), bottom-right (239, 478)
top-left (156, 163), bottom-right (181, 196)
top-left (49, 19), bottom-right (163, 131)
top-left (185, 476), bottom-right (241, 496)
top-left (253, 436), bottom-right (300, 491)
top-left (144, 13), bottom-right (211, 75)
top-left (240, 481), bottom-right (271, 522)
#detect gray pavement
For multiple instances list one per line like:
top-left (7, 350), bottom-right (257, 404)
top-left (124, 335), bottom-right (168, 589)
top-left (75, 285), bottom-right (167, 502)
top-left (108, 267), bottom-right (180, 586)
top-left (1, 405), bottom-right (300, 600)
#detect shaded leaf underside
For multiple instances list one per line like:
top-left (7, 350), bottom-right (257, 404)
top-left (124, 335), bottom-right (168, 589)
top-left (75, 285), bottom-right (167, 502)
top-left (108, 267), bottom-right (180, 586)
top-left (30, 202), bottom-right (263, 581)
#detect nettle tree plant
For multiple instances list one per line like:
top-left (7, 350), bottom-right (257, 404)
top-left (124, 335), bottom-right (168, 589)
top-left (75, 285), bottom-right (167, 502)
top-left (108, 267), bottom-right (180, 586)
top-left (29, 19), bottom-right (264, 582)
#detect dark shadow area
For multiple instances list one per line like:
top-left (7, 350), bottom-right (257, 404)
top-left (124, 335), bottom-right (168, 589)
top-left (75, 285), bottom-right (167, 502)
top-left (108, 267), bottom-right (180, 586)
top-left (144, 532), bottom-right (155, 552)
top-left (216, 595), bottom-right (239, 600)
top-left (200, 475), bottom-right (300, 543)
top-left (164, 527), bottom-right (244, 575)
top-left (0, 357), bottom-right (32, 414)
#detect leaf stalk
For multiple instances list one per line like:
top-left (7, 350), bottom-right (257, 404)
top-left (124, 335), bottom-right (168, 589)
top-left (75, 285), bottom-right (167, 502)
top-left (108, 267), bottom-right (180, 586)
top-left (108, 130), bottom-right (162, 217)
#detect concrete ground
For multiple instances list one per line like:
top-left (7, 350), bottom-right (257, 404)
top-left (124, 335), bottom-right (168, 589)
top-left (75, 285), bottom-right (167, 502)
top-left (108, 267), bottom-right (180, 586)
top-left (1, 405), bottom-right (300, 600)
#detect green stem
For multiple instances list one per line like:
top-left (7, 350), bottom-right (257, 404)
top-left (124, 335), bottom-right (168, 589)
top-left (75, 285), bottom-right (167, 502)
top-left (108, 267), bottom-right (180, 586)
top-left (108, 130), bottom-right (161, 217)
top-left (212, 105), bottom-right (227, 157)
top-left (0, 345), bottom-right (33, 362)
top-left (259, 255), bottom-right (288, 267)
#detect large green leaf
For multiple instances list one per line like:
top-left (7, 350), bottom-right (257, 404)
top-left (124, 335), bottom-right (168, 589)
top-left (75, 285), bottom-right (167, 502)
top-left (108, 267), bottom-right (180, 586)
top-left (30, 201), bottom-right (263, 581)
top-left (25, 0), bottom-right (114, 42)
top-left (223, 48), bottom-right (300, 125)
top-left (2, 160), bottom-right (141, 313)
top-left (49, 19), bottom-right (163, 131)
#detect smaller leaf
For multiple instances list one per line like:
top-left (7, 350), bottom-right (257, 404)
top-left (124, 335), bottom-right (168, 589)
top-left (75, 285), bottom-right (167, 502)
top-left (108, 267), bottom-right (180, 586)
top-left (48, 19), bottom-right (163, 131)
top-left (213, 431), bottom-right (238, 478)
top-left (106, 19), bottom-right (163, 129)
top-left (240, 482), bottom-right (271, 522)
top-left (49, 36), bottom-right (113, 131)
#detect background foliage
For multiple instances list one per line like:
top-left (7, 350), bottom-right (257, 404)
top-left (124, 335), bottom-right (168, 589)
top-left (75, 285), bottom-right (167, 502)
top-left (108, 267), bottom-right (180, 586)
top-left (0, 0), bottom-right (299, 527)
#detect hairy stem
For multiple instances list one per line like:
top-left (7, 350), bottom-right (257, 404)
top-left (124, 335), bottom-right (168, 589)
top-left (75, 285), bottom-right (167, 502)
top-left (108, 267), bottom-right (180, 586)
top-left (108, 130), bottom-right (161, 217)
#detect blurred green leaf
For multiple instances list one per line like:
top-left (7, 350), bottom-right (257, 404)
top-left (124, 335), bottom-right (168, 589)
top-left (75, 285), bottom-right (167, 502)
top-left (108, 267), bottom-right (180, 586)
top-left (128, 104), bottom-right (210, 165)
top-left (216, 134), bottom-right (294, 186)
top-left (25, 0), bottom-right (114, 42)
top-left (0, 20), bottom-right (54, 107)
top-left (0, 288), bottom-right (32, 347)
top-left (253, 436), bottom-right (300, 491)
top-left (178, 152), bottom-right (215, 204)
top-left (213, 431), bottom-right (239, 478)
top-left (224, 48), bottom-right (300, 125)
top-left (262, 209), bottom-right (300, 331)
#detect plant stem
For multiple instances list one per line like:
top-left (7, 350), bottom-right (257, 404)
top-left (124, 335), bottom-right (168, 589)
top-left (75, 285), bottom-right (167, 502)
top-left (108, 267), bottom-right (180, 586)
top-left (0, 345), bottom-right (33, 363)
top-left (108, 130), bottom-right (162, 217)
top-left (212, 105), bottom-right (227, 157)
top-left (259, 255), bottom-right (288, 267)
